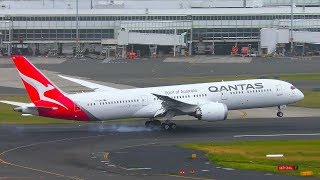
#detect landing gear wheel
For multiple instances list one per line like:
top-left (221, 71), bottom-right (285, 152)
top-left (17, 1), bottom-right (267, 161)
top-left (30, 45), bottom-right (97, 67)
top-left (169, 123), bottom-right (177, 130)
top-left (153, 120), bottom-right (161, 127)
top-left (277, 112), bottom-right (283, 117)
top-left (161, 123), bottom-right (171, 131)
top-left (145, 120), bottom-right (161, 128)
top-left (161, 123), bottom-right (177, 131)
top-left (145, 121), bottom-right (151, 127)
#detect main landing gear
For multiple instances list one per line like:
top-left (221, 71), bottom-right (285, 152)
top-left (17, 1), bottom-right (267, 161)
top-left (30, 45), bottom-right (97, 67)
top-left (161, 121), bottom-right (177, 131)
top-left (145, 119), bottom-right (161, 128)
top-left (145, 119), bottom-right (177, 131)
top-left (277, 105), bottom-right (286, 117)
top-left (145, 111), bottom-right (177, 131)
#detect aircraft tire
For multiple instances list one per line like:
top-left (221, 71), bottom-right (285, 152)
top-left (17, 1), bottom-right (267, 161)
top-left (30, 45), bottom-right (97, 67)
top-left (277, 112), bottom-right (283, 117)
top-left (169, 123), bottom-right (177, 130)
top-left (152, 120), bottom-right (161, 127)
top-left (161, 123), bottom-right (171, 131)
top-left (145, 121), bottom-right (151, 127)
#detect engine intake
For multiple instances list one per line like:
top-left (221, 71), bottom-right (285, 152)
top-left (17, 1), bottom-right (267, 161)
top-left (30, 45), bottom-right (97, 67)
top-left (194, 102), bottom-right (228, 122)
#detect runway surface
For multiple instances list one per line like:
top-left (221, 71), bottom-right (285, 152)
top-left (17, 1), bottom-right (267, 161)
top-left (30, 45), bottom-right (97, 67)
top-left (0, 57), bottom-right (320, 179)
top-left (1, 57), bottom-right (320, 95)
top-left (1, 118), bottom-right (320, 180)
top-left (41, 57), bottom-right (320, 88)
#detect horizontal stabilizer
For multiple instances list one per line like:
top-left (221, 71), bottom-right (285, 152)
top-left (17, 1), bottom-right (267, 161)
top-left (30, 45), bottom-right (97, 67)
top-left (59, 75), bottom-right (119, 91)
top-left (31, 106), bottom-right (58, 111)
top-left (14, 106), bottom-right (58, 112)
top-left (0, 100), bottom-right (29, 107)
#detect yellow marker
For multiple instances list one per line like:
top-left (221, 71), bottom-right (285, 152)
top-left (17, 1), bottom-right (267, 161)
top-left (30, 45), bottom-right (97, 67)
top-left (104, 152), bottom-right (109, 160)
top-left (240, 111), bottom-right (248, 119)
top-left (300, 171), bottom-right (313, 176)
top-left (191, 154), bottom-right (197, 159)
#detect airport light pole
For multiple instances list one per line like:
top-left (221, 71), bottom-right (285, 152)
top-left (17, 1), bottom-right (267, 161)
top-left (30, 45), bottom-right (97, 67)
top-left (290, 0), bottom-right (294, 54)
top-left (0, 32), bottom-right (2, 56)
top-left (5, 20), bottom-right (12, 56)
top-left (187, 15), bottom-right (193, 56)
top-left (76, 0), bottom-right (79, 50)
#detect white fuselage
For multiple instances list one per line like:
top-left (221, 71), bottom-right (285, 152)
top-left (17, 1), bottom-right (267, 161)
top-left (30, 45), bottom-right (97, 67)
top-left (68, 79), bottom-right (304, 121)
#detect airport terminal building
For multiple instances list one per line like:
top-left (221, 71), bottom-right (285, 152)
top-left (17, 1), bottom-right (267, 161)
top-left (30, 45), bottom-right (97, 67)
top-left (0, 0), bottom-right (320, 56)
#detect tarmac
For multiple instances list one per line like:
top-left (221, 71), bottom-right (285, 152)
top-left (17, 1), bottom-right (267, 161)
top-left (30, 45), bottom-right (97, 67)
top-left (0, 56), bottom-right (320, 179)
top-left (0, 118), bottom-right (319, 180)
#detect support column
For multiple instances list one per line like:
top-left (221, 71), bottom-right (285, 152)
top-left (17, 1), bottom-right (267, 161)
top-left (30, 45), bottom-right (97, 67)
top-left (8, 22), bottom-right (12, 56)
top-left (58, 43), bottom-right (63, 55)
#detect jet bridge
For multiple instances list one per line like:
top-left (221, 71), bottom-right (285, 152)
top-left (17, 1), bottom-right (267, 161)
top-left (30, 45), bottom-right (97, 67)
top-left (117, 29), bottom-right (187, 57)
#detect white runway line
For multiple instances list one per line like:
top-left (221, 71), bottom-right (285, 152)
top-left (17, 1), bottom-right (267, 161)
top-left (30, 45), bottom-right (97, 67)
top-left (201, 170), bottom-right (210, 172)
top-left (126, 168), bottom-right (152, 171)
top-left (234, 133), bottom-right (320, 138)
top-left (222, 168), bottom-right (234, 171)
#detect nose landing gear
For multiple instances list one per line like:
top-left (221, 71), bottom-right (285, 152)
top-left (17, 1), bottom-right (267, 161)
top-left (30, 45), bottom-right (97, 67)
top-left (277, 105), bottom-right (286, 117)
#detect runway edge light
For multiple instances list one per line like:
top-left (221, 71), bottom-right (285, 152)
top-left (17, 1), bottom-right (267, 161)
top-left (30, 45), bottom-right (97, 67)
top-left (179, 170), bottom-right (186, 175)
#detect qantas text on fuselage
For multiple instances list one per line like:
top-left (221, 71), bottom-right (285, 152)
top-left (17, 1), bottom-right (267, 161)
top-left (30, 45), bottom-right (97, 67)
top-left (208, 83), bottom-right (263, 92)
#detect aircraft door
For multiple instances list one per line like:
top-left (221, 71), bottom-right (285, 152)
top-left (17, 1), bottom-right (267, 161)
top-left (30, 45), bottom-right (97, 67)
top-left (276, 84), bottom-right (283, 96)
top-left (74, 101), bottom-right (81, 112)
top-left (141, 95), bottom-right (148, 106)
top-left (221, 90), bottom-right (228, 100)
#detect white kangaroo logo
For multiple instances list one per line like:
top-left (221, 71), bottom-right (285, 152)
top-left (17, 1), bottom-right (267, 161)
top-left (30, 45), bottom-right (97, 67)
top-left (18, 71), bottom-right (68, 110)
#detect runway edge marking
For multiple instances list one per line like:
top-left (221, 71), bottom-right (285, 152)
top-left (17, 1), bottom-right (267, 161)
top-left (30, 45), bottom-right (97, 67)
top-left (0, 134), bottom-right (107, 180)
top-left (0, 158), bottom-right (83, 180)
top-left (234, 133), bottom-right (320, 138)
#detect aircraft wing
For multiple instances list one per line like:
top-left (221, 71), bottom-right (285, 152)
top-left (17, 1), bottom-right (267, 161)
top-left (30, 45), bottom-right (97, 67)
top-left (59, 75), bottom-right (119, 92)
top-left (152, 93), bottom-right (198, 117)
top-left (0, 100), bottom-right (29, 107)
top-left (152, 93), bottom-right (196, 107)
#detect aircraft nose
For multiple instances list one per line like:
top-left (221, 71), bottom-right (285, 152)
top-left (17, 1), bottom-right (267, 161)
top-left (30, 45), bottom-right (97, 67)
top-left (297, 89), bottom-right (304, 101)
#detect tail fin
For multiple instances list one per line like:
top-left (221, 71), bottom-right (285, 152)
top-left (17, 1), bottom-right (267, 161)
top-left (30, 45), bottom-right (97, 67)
top-left (11, 56), bottom-right (67, 107)
top-left (11, 56), bottom-right (90, 121)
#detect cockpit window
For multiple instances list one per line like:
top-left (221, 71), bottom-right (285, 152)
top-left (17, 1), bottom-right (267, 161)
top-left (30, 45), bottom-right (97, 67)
top-left (291, 86), bottom-right (296, 90)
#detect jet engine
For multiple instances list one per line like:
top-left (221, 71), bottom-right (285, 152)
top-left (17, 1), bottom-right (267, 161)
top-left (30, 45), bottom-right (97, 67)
top-left (194, 102), bottom-right (228, 122)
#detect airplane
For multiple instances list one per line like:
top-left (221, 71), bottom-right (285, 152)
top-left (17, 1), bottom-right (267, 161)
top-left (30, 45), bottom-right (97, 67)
top-left (0, 56), bottom-right (304, 131)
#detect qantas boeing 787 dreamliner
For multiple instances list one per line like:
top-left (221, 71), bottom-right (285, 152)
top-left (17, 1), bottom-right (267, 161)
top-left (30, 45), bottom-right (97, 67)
top-left (0, 56), bottom-right (304, 130)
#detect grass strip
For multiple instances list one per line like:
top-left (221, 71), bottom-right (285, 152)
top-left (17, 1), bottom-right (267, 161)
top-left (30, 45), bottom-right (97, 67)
top-left (293, 91), bottom-right (320, 108)
top-left (180, 140), bottom-right (320, 177)
top-left (158, 73), bottom-right (320, 83)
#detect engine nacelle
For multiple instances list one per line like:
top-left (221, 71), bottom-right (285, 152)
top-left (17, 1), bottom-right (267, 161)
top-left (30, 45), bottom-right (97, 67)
top-left (194, 102), bottom-right (228, 122)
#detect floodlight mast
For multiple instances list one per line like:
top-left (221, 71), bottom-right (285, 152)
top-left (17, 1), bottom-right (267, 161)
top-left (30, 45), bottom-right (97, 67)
top-left (76, 0), bottom-right (79, 49)
top-left (290, 0), bottom-right (294, 54)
